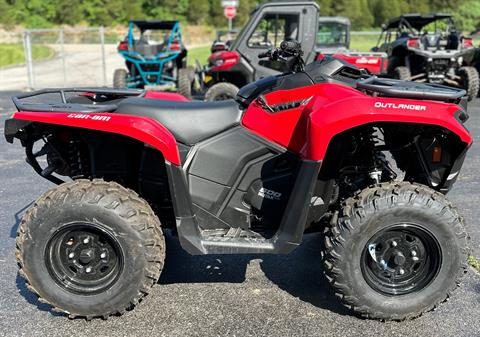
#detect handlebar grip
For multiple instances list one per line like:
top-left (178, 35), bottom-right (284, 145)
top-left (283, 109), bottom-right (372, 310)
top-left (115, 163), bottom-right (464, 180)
top-left (280, 40), bottom-right (301, 51)
top-left (258, 51), bottom-right (271, 59)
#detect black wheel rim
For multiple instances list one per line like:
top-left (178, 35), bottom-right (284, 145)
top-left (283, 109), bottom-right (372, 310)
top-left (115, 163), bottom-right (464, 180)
top-left (45, 223), bottom-right (124, 295)
top-left (361, 224), bottom-right (442, 296)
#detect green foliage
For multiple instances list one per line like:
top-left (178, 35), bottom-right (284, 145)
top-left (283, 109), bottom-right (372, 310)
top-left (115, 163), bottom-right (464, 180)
top-left (468, 255), bottom-right (480, 273)
top-left (0, 43), bottom-right (53, 67)
top-left (0, 0), bottom-right (478, 31)
top-left (456, 0), bottom-right (480, 32)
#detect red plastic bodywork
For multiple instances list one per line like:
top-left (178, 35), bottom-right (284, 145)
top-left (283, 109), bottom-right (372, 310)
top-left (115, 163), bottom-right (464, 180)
top-left (13, 111), bottom-right (181, 165)
top-left (145, 91), bottom-right (189, 101)
top-left (242, 83), bottom-right (472, 161)
top-left (316, 53), bottom-right (387, 75)
top-left (12, 83), bottom-right (471, 167)
top-left (208, 51), bottom-right (241, 71)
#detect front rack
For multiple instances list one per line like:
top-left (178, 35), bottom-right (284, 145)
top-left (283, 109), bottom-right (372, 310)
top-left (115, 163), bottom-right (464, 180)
top-left (357, 77), bottom-right (466, 102)
top-left (13, 88), bottom-right (145, 113)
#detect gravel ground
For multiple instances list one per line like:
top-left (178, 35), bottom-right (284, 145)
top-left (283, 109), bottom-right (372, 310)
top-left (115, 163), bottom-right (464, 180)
top-left (0, 44), bottom-right (124, 91)
top-left (0, 93), bottom-right (478, 337)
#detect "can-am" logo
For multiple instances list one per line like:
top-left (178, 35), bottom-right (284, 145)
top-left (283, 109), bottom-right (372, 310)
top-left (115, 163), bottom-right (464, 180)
top-left (374, 102), bottom-right (427, 111)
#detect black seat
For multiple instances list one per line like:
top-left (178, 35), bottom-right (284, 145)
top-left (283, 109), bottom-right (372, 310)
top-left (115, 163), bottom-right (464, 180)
top-left (115, 98), bottom-right (243, 145)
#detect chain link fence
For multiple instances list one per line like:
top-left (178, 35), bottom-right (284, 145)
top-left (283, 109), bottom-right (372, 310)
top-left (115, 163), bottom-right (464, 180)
top-left (0, 29), bottom-right (384, 91)
top-left (22, 27), bottom-right (113, 89)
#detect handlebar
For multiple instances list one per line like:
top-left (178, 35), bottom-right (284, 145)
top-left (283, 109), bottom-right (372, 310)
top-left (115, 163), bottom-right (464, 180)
top-left (258, 39), bottom-right (303, 59)
top-left (257, 39), bottom-right (305, 72)
top-left (280, 40), bottom-right (302, 54)
top-left (258, 50), bottom-right (272, 59)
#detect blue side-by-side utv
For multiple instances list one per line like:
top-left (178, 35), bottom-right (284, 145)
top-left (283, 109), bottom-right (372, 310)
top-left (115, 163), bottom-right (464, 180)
top-left (113, 20), bottom-right (189, 89)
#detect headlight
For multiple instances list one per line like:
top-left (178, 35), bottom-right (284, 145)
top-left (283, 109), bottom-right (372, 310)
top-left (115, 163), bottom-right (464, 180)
top-left (213, 59), bottom-right (225, 67)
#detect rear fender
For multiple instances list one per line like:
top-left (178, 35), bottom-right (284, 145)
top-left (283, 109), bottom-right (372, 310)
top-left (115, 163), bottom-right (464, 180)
top-left (306, 95), bottom-right (472, 191)
top-left (305, 95), bottom-right (471, 160)
top-left (7, 111), bottom-right (181, 165)
top-left (144, 91), bottom-right (189, 101)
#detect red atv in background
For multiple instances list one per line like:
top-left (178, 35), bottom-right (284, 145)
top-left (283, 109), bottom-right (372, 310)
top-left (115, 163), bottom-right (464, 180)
top-left (315, 16), bottom-right (387, 75)
top-left (5, 40), bottom-right (472, 321)
top-left (192, 2), bottom-right (387, 101)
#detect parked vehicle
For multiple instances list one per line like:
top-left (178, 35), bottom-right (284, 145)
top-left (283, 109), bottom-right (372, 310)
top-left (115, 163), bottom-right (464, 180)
top-left (5, 39), bottom-right (472, 321)
top-left (315, 16), bottom-right (388, 75)
top-left (113, 20), bottom-right (188, 89)
top-left (192, 1), bottom-right (386, 101)
top-left (211, 29), bottom-right (240, 53)
top-left (374, 13), bottom-right (479, 100)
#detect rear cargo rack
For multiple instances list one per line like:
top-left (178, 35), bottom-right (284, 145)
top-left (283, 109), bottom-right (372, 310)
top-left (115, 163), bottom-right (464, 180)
top-left (357, 77), bottom-right (466, 102)
top-left (13, 88), bottom-right (145, 113)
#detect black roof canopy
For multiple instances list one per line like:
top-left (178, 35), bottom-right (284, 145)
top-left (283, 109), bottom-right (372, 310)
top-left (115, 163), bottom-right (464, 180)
top-left (130, 20), bottom-right (179, 31)
top-left (384, 13), bottom-right (453, 31)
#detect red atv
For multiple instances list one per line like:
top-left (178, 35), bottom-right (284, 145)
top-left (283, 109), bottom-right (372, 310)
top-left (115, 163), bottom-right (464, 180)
top-left (5, 40), bottom-right (472, 321)
top-left (315, 16), bottom-right (387, 75)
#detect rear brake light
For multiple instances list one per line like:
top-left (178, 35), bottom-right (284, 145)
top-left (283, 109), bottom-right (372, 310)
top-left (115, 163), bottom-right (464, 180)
top-left (463, 38), bottom-right (473, 48)
top-left (432, 146), bottom-right (442, 163)
top-left (407, 38), bottom-right (420, 48)
top-left (170, 41), bottom-right (181, 51)
top-left (118, 41), bottom-right (128, 51)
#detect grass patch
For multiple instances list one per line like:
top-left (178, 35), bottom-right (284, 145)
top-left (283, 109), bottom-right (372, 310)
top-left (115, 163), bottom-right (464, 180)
top-left (350, 33), bottom-right (381, 52)
top-left (0, 43), bottom-right (54, 68)
top-left (468, 255), bottom-right (480, 273)
top-left (187, 45), bottom-right (210, 67)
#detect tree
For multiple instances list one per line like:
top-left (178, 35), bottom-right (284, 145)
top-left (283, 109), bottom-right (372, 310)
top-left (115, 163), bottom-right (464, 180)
top-left (315, 0), bottom-right (334, 15)
top-left (187, 0), bottom-right (210, 24)
top-left (456, 0), bottom-right (480, 32)
top-left (0, 0), bottom-right (14, 27)
top-left (369, 0), bottom-right (402, 27)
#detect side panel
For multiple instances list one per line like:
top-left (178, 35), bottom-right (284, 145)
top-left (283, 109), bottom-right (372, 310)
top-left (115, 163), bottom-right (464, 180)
top-left (242, 83), bottom-right (472, 161)
top-left (184, 127), bottom-right (299, 233)
top-left (241, 83), bottom-right (362, 154)
top-left (12, 111), bottom-right (181, 165)
top-left (316, 53), bottom-right (388, 75)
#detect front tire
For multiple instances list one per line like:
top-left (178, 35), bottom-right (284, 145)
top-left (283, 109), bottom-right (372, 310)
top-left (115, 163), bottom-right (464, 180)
top-left (393, 66), bottom-right (411, 80)
top-left (323, 182), bottom-right (468, 320)
top-left (457, 66), bottom-right (479, 101)
top-left (177, 66), bottom-right (195, 99)
top-left (205, 82), bottom-right (239, 101)
top-left (113, 68), bottom-right (128, 88)
top-left (16, 179), bottom-right (165, 319)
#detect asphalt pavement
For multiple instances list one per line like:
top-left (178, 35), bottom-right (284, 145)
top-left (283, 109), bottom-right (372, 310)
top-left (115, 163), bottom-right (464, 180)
top-left (0, 92), bottom-right (478, 337)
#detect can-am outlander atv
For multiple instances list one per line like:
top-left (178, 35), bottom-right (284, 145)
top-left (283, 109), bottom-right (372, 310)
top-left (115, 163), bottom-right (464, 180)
top-left (5, 40), bottom-right (472, 321)
top-left (374, 13), bottom-right (479, 100)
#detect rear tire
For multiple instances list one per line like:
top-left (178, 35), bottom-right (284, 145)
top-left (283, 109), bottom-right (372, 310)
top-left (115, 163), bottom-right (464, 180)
top-left (177, 67), bottom-right (195, 99)
top-left (205, 82), bottom-right (239, 101)
top-left (113, 69), bottom-right (128, 88)
top-left (393, 66), bottom-right (411, 80)
top-left (16, 179), bottom-right (165, 319)
top-left (323, 182), bottom-right (468, 321)
top-left (458, 66), bottom-right (479, 101)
